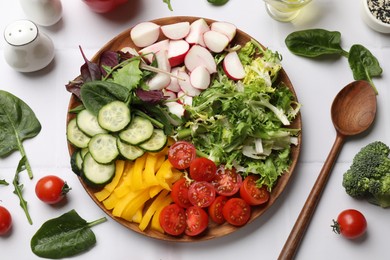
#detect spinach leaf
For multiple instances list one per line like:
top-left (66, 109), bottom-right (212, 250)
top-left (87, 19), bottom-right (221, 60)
top-left (0, 90), bottom-right (41, 178)
top-left (207, 0), bottom-right (229, 5)
top-left (80, 81), bottom-right (131, 115)
top-left (348, 44), bottom-right (382, 94)
top-left (31, 210), bottom-right (106, 259)
top-left (285, 29), bottom-right (349, 58)
top-left (13, 156), bottom-right (32, 224)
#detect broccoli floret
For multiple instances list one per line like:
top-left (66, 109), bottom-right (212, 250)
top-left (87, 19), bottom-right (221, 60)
top-left (342, 141), bottom-right (390, 208)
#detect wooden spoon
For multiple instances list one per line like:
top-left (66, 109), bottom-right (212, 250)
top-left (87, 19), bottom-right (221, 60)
top-left (278, 80), bottom-right (377, 259)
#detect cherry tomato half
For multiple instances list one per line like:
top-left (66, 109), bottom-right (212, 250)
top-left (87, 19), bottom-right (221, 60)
top-left (35, 175), bottom-right (71, 204)
top-left (332, 209), bottom-right (367, 239)
top-left (211, 166), bottom-right (242, 196)
top-left (189, 157), bottom-right (217, 182)
top-left (168, 141), bottom-right (197, 170)
top-left (188, 181), bottom-right (216, 208)
top-left (185, 206), bottom-right (209, 236)
top-left (222, 198), bottom-right (251, 227)
top-left (240, 175), bottom-right (270, 206)
top-left (159, 204), bottom-right (186, 236)
top-left (171, 178), bottom-right (192, 208)
top-left (0, 206), bottom-right (12, 236)
top-left (209, 195), bottom-right (228, 224)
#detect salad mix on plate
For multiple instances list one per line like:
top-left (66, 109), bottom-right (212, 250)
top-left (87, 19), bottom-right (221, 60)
top-left (65, 18), bottom-right (301, 236)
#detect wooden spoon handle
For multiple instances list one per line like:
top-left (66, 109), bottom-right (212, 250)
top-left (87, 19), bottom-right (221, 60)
top-left (278, 134), bottom-right (345, 260)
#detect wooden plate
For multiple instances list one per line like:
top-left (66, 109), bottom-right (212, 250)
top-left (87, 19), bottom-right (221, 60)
top-left (67, 16), bottom-right (302, 242)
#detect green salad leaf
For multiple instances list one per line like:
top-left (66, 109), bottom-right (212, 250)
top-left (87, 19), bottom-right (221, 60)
top-left (31, 210), bottom-right (106, 259)
top-left (179, 41), bottom-right (301, 190)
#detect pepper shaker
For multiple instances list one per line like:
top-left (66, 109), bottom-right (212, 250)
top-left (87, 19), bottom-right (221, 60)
top-left (3, 20), bottom-right (55, 72)
top-left (19, 0), bottom-right (62, 26)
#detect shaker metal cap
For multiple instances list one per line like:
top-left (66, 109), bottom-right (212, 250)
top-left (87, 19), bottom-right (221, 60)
top-left (4, 20), bottom-right (38, 46)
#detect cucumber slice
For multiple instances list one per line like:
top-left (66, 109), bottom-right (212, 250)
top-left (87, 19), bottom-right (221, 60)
top-left (77, 109), bottom-right (108, 136)
top-left (70, 150), bottom-right (83, 176)
top-left (119, 116), bottom-right (154, 145)
top-left (98, 101), bottom-right (131, 132)
top-left (117, 138), bottom-right (144, 161)
top-left (88, 133), bottom-right (119, 164)
top-left (139, 129), bottom-right (167, 152)
top-left (82, 153), bottom-right (115, 187)
top-left (67, 118), bottom-right (91, 148)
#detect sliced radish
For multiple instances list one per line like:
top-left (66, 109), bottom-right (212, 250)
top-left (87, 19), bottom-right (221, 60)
top-left (184, 45), bottom-right (217, 74)
top-left (165, 102), bottom-right (185, 118)
top-left (203, 30), bottom-right (230, 53)
top-left (185, 18), bottom-right (210, 46)
top-left (190, 66), bottom-right (210, 90)
top-left (210, 21), bottom-right (237, 41)
top-left (223, 51), bottom-right (246, 80)
top-left (166, 67), bottom-right (182, 92)
top-left (147, 73), bottom-right (171, 90)
top-left (130, 22), bottom-right (160, 48)
top-left (163, 89), bottom-right (177, 100)
top-left (161, 22), bottom-right (190, 40)
top-left (167, 40), bottom-right (190, 67)
top-left (139, 39), bottom-right (169, 63)
top-left (178, 70), bottom-right (201, 97)
top-left (155, 50), bottom-right (171, 72)
top-left (177, 91), bottom-right (193, 106)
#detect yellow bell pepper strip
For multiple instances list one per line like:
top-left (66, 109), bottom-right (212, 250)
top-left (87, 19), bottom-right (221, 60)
top-left (121, 189), bottom-right (151, 221)
top-left (142, 153), bottom-right (159, 188)
top-left (150, 195), bottom-right (173, 232)
top-left (131, 205), bottom-right (144, 223)
top-left (102, 192), bottom-right (120, 210)
top-left (112, 189), bottom-right (143, 217)
top-left (156, 159), bottom-right (174, 191)
top-left (131, 153), bottom-right (147, 190)
top-left (94, 160), bottom-right (126, 201)
top-left (138, 190), bottom-right (169, 231)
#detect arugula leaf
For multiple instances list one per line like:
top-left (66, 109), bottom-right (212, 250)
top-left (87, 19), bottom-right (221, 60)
top-left (0, 179), bottom-right (9, 185)
top-left (163, 0), bottom-right (173, 11)
top-left (348, 44), bottom-right (382, 94)
top-left (285, 29), bottom-right (349, 58)
top-left (0, 90), bottom-right (41, 179)
top-left (31, 210), bottom-right (106, 259)
top-left (13, 156), bottom-right (32, 224)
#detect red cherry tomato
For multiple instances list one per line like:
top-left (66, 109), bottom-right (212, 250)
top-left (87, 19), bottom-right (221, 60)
top-left (189, 157), bottom-right (217, 182)
top-left (188, 181), bottom-right (216, 208)
top-left (332, 209), bottom-right (367, 239)
top-left (159, 204), bottom-right (186, 236)
top-left (185, 206), bottom-right (209, 236)
top-left (168, 141), bottom-right (197, 170)
top-left (211, 166), bottom-right (242, 196)
top-left (240, 175), bottom-right (270, 205)
top-left (222, 198), bottom-right (251, 227)
top-left (0, 206), bottom-right (12, 236)
top-left (35, 175), bottom-right (70, 204)
top-left (209, 196), bottom-right (228, 224)
top-left (171, 178), bottom-right (192, 208)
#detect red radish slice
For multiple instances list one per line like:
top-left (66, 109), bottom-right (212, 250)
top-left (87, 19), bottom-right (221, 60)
top-left (210, 21), bottom-right (237, 41)
top-left (184, 45), bottom-right (217, 74)
top-left (148, 73), bottom-right (171, 90)
top-left (165, 102), bottom-right (185, 118)
top-left (203, 30), bottom-right (230, 53)
top-left (167, 40), bottom-right (190, 67)
top-left (190, 66), bottom-right (210, 90)
top-left (223, 51), bottom-right (246, 80)
top-left (161, 22), bottom-right (190, 40)
top-left (139, 39), bottom-right (169, 63)
top-left (163, 89), bottom-right (177, 100)
top-left (166, 67), bottom-right (182, 92)
top-left (177, 91), bottom-right (193, 105)
top-left (155, 50), bottom-right (171, 72)
top-left (185, 18), bottom-right (210, 46)
top-left (130, 22), bottom-right (160, 48)
top-left (178, 70), bottom-right (201, 97)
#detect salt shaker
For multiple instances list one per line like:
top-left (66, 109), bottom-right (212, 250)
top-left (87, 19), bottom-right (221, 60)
top-left (19, 0), bottom-right (62, 26)
top-left (3, 20), bottom-right (55, 72)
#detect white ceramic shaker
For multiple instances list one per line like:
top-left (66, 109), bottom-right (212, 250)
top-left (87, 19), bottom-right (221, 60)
top-left (3, 20), bottom-right (55, 72)
top-left (19, 0), bottom-right (62, 26)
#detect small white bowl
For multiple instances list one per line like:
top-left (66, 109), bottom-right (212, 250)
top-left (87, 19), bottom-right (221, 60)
top-left (361, 0), bottom-right (390, 33)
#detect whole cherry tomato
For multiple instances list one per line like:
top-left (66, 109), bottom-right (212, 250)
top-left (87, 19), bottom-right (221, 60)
top-left (332, 209), bottom-right (367, 239)
top-left (0, 206), bottom-right (12, 236)
top-left (35, 175), bottom-right (71, 204)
